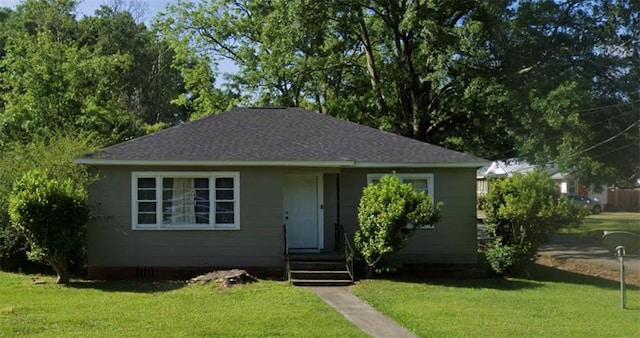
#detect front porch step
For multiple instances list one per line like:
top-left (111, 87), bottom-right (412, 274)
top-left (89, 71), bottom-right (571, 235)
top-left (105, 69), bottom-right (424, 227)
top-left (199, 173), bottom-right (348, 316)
top-left (289, 260), bottom-right (346, 271)
top-left (290, 278), bottom-right (353, 286)
top-left (288, 253), bottom-right (344, 261)
top-left (287, 255), bottom-right (353, 286)
top-left (289, 270), bottom-right (352, 281)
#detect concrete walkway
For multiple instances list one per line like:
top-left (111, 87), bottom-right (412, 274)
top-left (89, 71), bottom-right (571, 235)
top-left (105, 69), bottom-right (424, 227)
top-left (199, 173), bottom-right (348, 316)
top-left (306, 286), bottom-right (417, 338)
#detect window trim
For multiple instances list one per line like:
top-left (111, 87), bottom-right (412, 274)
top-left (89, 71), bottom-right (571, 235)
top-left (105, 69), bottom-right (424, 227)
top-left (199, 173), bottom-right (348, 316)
top-left (131, 171), bottom-right (240, 230)
top-left (366, 173), bottom-right (436, 229)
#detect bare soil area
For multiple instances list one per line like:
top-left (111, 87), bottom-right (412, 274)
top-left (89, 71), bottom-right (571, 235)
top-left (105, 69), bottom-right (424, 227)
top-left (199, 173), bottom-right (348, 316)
top-left (536, 255), bottom-right (640, 287)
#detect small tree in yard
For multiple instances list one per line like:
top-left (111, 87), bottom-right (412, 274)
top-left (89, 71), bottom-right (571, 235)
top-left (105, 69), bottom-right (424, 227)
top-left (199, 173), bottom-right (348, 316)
top-left (355, 175), bottom-right (443, 278)
top-left (8, 170), bottom-right (89, 284)
top-left (484, 171), bottom-right (583, 274)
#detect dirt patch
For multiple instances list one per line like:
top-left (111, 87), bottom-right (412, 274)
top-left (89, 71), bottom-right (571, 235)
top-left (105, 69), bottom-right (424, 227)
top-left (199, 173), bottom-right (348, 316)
top-left (536, 255), bottom-right (640, 287)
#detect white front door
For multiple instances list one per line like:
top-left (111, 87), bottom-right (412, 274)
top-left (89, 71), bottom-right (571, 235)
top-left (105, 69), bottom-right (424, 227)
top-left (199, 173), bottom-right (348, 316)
top-left (283, 175), bottom-right (322, 250)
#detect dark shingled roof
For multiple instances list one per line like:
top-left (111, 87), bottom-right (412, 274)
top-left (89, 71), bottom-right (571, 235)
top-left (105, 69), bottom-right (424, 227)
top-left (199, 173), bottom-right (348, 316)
top-left (80, 107), bottom-right (487, 166)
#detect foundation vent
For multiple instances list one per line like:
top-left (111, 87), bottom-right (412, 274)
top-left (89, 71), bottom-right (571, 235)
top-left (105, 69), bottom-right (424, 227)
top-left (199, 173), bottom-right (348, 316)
top-left (136, 267), bottom-right (155, 279)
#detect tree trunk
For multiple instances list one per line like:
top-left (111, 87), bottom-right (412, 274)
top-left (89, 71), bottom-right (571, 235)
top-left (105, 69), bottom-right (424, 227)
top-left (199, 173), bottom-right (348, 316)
top-left (48, 254), bottom-right (69, 284)
top-left (357, 6), bottom-right (387, 114)
top-left (366, 265), bottom-right (374, 279)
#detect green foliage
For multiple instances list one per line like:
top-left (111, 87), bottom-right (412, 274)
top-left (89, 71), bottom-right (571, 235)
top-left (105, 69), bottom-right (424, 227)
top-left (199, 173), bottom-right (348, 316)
top-left (0, 0), bottom-right (192, 148)
top-left (484, 242), bottom-right (526, 276)
top-left (0, 133), bottom-right (99, 271)
top-left (355, 175), bottom-right (442, 277)
top-left (483, 171), bottom-right (583, 274)
top-left (8, 170), bottom-right (89, 284)
top-left (158, 0), bottom-right (639, 186)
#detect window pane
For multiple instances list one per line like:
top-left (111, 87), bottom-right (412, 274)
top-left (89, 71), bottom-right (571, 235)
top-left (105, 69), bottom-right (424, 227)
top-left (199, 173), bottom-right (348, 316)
top-left (138, 202), bottom-right (156, 212)
top-left (195, 189), bottom-right (209, 200)
top-left (162, 190), bottom-right (172, 200)
top-left (162, 178), bottom-right (173, 188)
top-left (215, 189), bottom-right (234, 200)
top-left (138, 177), bottom-right (155, 189)
top-left (216, 177), bottom-right (234, 188)
top-left (215, 213), bottom-right (234, 224)
top-left (138, 213), bottom-right (156, 224)
top-left (216, 202), bottom-right (234, 213)
top-left (138, 189), bottom-right (155, 201)
top-left (194, 178), bottom-right (209, 188)
top-left (195, 201), bottom-right (209, 213)
top-left (195, 213), bottom-right (210, 224)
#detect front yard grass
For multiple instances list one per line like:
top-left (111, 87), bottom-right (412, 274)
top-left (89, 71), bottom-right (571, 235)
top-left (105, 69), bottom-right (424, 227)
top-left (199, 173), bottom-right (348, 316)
top-left (558, 212), bottom-right (640, 238)
top-left (0, 272), bottom-right (365, 337)
top-left (351, 264), bottom-right (639, 337)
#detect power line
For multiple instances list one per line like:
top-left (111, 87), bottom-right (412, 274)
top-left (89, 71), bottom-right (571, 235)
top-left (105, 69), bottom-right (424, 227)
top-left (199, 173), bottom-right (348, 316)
top-left (570, 99), bottom-right (640, 116)
top-left (566, 119), bottom-right (639, 158)
top-left (592, 142), bottom-right (637, 159)
top-left (480, 107), bottom-right (640, 160)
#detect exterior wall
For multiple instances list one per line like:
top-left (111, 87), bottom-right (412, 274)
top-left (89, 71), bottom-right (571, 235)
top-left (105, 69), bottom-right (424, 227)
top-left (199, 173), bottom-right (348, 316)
top-left (323, 173), bottom-right (338, 251)
top-left (87, 166), bottom-right (338, 276)
top-left (87, 165), bottom-right (477, 277)
top-left (339, 168), bottom-right (478, 265)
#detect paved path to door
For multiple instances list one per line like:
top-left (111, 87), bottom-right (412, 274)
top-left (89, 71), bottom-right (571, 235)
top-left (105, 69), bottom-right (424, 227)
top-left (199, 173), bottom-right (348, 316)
top-left (306, 286), bottom-right (417, 338)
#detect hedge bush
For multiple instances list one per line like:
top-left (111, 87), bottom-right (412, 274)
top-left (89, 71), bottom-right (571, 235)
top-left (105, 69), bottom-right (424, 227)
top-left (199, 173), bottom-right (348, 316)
top-left (8, 170), bottom-right (90, 283)
top-left (355, 175), bottom-right (442, 278)
top-left (483, 171), bottom-right (583, 274)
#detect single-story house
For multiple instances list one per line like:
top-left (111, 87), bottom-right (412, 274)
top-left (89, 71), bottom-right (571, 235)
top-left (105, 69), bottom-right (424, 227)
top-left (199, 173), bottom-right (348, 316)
top-left (477, 159), bottom-right (608, 205)
top-left (76, 107), bottom-right (489, 279)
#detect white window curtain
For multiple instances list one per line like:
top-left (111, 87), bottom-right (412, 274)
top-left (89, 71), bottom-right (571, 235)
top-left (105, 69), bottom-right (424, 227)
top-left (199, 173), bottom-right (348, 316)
top-left (171, 178), bottom-right (196, 224)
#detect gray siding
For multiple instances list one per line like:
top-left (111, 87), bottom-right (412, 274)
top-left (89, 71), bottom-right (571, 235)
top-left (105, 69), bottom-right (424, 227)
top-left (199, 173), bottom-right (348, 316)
top-left (323, 173), bottom-right (338, 251)
top-left (88, 166), bottom-right (337, 268)
top-left (88, 165), bottom-right (476, 269)
top-left (339, 168), bottom-right (478, 264)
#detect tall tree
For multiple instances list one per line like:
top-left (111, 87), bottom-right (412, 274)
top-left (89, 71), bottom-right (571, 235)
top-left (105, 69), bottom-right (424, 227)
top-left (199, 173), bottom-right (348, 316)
top-left (159, 0), bottom-right (638, 185)
top-left (0, 0), bottom-right (141, 146)
top-left (78, 4), bottom-right (190, 125)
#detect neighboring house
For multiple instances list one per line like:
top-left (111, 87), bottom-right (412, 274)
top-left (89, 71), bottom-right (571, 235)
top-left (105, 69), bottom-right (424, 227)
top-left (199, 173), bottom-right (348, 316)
top-left (477, 159), bottom-right (607, 205)
top-left (76, 107), bottom-right (488, 279)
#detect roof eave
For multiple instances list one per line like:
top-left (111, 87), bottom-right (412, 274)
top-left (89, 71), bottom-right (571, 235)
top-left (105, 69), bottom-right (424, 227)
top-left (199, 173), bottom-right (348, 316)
top-left (353, 161), bottom-right (491, 168)
top-left (75, 158), bottom-right (490, 168)
top-left (74, 159), bottom-right (354, 167)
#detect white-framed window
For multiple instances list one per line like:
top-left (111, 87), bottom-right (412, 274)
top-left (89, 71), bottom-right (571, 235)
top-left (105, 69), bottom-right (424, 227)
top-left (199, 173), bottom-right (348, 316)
top-left (132, 172), bottom-right (240, 230)
top-left (367, 173), bottom-right (436, 229)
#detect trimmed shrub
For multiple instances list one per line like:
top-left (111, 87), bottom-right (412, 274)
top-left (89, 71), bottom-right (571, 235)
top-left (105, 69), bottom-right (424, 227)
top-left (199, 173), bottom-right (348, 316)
top-left (355, 175), bottom-right (443, 278)
top-left (0, 134), bottom-right (99, 271)
top-left (8, 170), bottom-right (90, 283)
top-left (484, 171), bottom-right (583, 274)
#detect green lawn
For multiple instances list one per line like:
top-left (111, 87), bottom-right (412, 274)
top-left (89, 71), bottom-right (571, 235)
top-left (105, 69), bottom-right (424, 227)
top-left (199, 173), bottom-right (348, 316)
top-left (351, 264), bottom-right (640, 337)
top-left (558, 212), bottom-right (640, 238)
top-left (0, 273), bottom-right (365, 337)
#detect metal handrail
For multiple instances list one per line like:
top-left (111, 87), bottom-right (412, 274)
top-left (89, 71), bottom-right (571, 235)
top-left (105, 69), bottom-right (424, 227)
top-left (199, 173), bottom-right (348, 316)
top-left (336, 223), bottom-right (354, 281)
top-left (283, 223), bottom-right (290, 281)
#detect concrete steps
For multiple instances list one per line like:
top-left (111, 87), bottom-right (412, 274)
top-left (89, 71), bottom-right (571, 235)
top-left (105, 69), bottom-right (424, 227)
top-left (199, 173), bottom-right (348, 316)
top-left (288, 254), bottom-right (353, 286)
